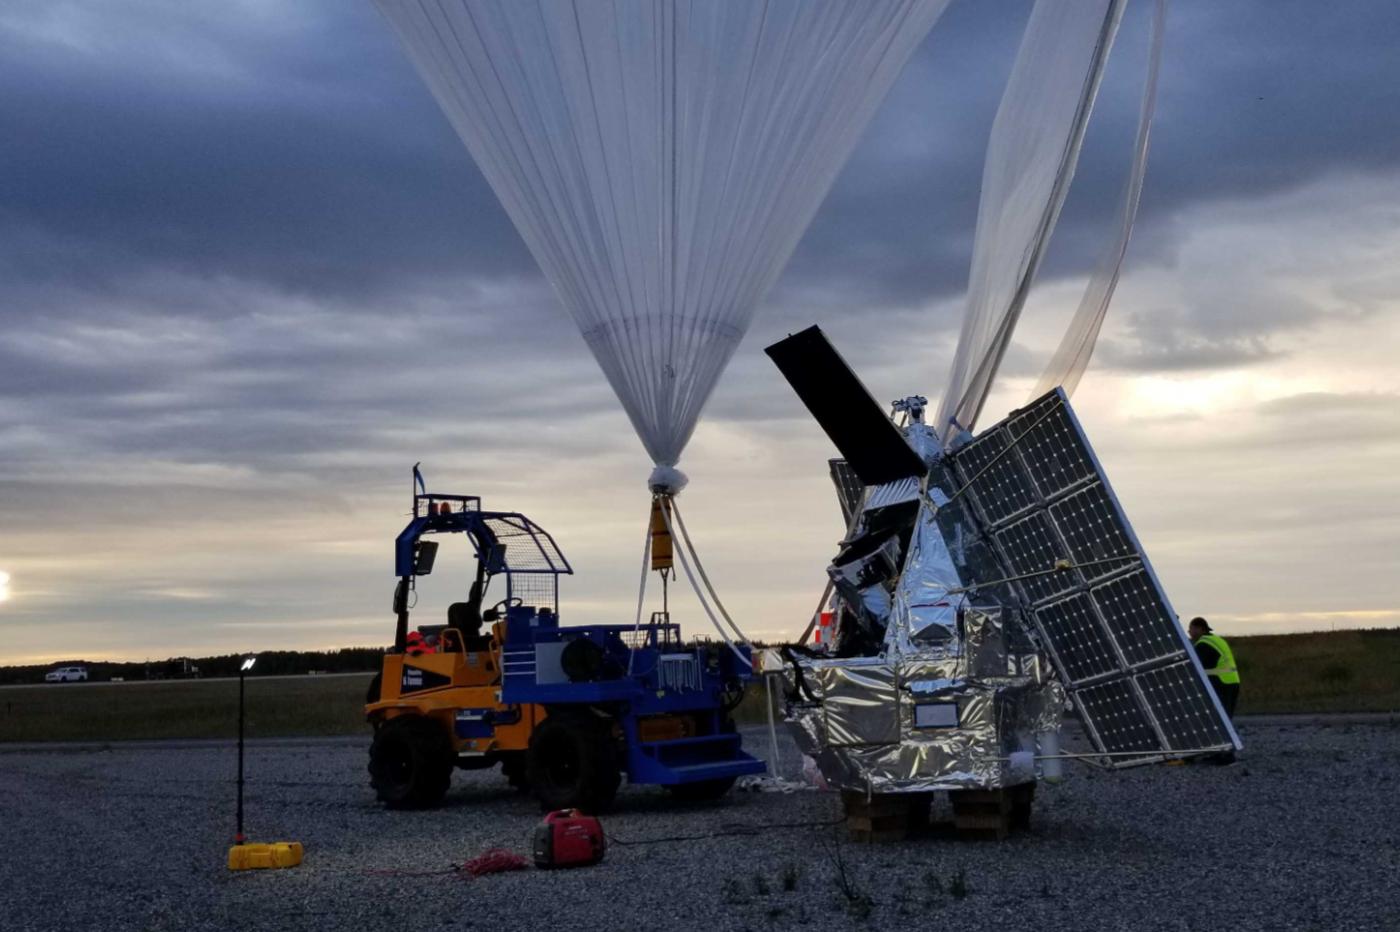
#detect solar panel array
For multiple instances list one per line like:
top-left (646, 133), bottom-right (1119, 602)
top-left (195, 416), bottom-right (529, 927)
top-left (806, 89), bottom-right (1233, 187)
top-left (828, 459), bottom-right (865, 524)
top-left (947, 389), bottom-right (1240, 764)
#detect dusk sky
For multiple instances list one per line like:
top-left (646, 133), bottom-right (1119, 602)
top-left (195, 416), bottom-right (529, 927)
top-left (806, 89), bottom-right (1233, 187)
top-left (2, 1), bottom-right (1398, 665)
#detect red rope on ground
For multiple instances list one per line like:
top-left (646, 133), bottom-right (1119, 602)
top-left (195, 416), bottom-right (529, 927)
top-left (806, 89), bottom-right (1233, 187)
top-left (461, 848), bottom-right (530, 877)
top-left (364, 848), bottom-right (530, 879)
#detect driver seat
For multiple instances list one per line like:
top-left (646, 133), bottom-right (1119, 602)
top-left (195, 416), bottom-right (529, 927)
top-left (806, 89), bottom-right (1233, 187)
top-left (448, 601), bottom-right (493, 652)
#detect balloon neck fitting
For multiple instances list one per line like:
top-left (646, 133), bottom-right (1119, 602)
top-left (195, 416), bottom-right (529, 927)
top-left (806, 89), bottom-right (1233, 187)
top-left (648, 465), bottom-right (688, 496)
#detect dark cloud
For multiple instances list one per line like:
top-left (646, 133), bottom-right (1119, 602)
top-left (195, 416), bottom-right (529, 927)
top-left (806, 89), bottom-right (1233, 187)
top-left (1097, 307), bottom-right (1287, 372)
top-left (1257, 391), bottom-right (1400, 419)
top-left (6, 1), bottom-right (1394, 323)
top-left (1250, 391), bottom-right (1400, 450)
top-left (0, 2), bottom-right (532, 300)
top-left (1098, 335), bottom-right (1281, 373)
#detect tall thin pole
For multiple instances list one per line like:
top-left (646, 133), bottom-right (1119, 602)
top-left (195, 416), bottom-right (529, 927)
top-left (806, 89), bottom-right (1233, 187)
top-left (764, 673), bottom-right (781, 777)
top-left (235, 667), bottom-right (246, 845)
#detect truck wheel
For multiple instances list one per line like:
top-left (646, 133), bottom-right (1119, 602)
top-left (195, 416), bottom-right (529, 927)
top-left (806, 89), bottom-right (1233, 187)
top-left (368, 716), bottom-right (454, 809)
top-left (666, 776), bottom-right (737, 802)
top-left (525, 713), bottom-right (620, 813)
top-left (365, 672), bottom-right (382, 705)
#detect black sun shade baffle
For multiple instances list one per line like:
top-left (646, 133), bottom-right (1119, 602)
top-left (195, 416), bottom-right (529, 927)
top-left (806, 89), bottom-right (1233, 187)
top-left (765, 326), bottom-right (927, 486)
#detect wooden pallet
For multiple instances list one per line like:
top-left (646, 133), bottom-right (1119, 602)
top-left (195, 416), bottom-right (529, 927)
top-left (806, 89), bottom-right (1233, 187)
top-left (840, 784), bottom-right (1037, 842)
top-left (948, 784), bottom-right (1034, 840)
top-left (841, 791), bottom-right (932, 843)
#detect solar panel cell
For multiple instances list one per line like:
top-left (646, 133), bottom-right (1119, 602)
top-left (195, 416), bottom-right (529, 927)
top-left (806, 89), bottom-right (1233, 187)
top-left (998, 511), bottom-right (1077, 603)
top-left (1037, 593), bottom-right (1119, 684)
top-left (953, 433), bottom-right (1039, 525)
top-left (1009, 397), bottom-right (1096, 498)
top-left (1092, 571), bottom-right (1182, 667)
top-left (1049, 483), bottom-right (1137, 573)
top-left (1076, 680), bottom-right (1160, 755)
top-left (1138, 662), bottom-right (1234, 750)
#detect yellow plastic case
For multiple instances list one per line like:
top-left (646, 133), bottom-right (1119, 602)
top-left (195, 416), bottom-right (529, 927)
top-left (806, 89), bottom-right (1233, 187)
top-left (227, 842), bottom-right (303, 870)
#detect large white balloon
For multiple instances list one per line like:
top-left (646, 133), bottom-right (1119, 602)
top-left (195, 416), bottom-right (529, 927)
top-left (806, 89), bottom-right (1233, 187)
top-left (375, 0), bottom-right (951, 486)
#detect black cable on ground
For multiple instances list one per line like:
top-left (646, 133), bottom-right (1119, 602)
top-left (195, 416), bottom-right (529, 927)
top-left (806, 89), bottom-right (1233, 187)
top-left (605, 815), bottom-right (845, 847)
top-left (362, 867), bottom-right (459, 878)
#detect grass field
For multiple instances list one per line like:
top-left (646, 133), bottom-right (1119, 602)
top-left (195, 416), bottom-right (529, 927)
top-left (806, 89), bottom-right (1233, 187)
top-left (0, 674), bottom-right (374, 743)
top-left (1231, 627), bottom-right (1400, 714)
top-left (2, 629), bottom-right (1395, 743)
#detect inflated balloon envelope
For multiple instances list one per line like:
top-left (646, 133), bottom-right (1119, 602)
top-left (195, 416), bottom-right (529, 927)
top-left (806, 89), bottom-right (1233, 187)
top-left (372, 0), bottom-right (952, 490)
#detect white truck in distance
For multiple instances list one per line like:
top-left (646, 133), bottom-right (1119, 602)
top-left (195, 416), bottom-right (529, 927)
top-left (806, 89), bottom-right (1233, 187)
top-left (45, 666), bottom-right (88, 683)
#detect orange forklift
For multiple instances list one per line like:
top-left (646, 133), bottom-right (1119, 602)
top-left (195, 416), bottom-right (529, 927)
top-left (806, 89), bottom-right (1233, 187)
top-left (364, 474), bottom-right (763, 811)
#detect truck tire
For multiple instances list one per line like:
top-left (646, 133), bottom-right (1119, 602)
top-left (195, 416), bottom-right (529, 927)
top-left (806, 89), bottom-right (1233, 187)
top-left (368, 715), bottom-right (454, 809)
top-left (525, 712), bottom-right (620, 813)
top-left (365, 672), bottom-right (382, 706)
top-left (666, 776), bottom-right (737, 802)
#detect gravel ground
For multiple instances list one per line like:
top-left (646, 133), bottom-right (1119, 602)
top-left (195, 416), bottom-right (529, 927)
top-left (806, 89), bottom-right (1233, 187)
top-left (1, 722), bottom-right (1397, 932)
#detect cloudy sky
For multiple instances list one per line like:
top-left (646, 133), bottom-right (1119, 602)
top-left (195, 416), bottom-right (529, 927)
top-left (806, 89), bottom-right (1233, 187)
top-left (2, 1), bottom-right (1397, 665)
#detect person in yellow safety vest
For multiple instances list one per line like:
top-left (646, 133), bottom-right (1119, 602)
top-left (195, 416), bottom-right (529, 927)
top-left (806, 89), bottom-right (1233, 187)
top-left (1188, 617), bottom-right (1239, 718)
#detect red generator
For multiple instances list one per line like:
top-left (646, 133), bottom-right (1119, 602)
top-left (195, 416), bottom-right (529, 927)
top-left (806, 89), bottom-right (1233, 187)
top-left (532, 810), bottom-right (605, 869)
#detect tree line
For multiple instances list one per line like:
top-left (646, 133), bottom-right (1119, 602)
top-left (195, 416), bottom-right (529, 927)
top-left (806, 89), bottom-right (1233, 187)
top-left (0, 647), bottom-right (387, 685)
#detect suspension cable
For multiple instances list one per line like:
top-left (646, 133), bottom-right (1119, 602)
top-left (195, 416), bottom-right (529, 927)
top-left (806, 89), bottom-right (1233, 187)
top-left (626, 504), bottom-right (654, 676)
top-left (667, 497), bottom-right (748, 644)
top-left (657, 494), bottom-right (751, 667)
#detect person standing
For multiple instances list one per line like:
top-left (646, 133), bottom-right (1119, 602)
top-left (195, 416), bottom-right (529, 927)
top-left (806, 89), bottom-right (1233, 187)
top-left (1188, 617), bottom-right (1239, 718)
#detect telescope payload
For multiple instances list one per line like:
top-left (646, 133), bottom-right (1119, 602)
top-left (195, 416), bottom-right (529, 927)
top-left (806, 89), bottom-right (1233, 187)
top-left (765, 326), bottom-right (1240, 795)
